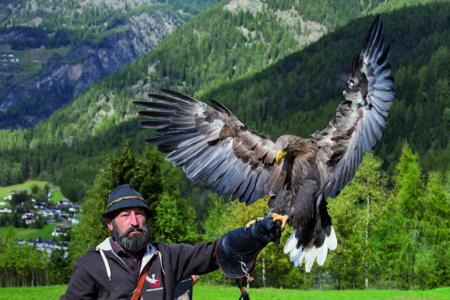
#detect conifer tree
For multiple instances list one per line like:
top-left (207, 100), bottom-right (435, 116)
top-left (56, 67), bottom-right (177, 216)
top-left (392, 143), bottom-right (424, 289)
top-left (328, 153), bottom-right (389, 289)
top-left (69, 142), bottom-right (166, 264)
top-left (416, 172), bottom-right (449, 288)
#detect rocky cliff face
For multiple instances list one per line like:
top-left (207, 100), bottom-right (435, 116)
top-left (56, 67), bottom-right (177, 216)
top-left (0, 0), bottom-right (192, 129)
top-left (0, 8), bottom-right (184, 129)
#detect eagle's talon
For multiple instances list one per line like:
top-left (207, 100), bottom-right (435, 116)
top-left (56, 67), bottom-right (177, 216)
top-left (246, 217), bottom-right (264, 228)
top-left (271, 213), bottom-right (289, 229)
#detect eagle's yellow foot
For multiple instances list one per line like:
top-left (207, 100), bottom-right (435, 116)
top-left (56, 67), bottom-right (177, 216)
top-left (245, 213), bottom-right (289, 229)
top-left (246, 217), bottom-right (264, 228)
top-left (271, 213), bottom-right (289, 228)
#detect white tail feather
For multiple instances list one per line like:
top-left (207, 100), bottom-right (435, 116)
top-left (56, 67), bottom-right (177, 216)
top-left (283, 226), bottom-right (338, 272)
top-left (304, 248), bottom-right (315, 272)
top-left (283, 230), bottom-right (297, 254)
top-left (327, 226), bottom-right (338, 250)
top-left (316, 243), bottom-right (328, 266)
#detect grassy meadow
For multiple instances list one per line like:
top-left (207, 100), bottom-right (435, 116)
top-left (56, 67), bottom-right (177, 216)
top-left (0, 180), bottom-right (55, 200)
top-left (0, 284), bottom-right (448, 300)
top-left (0, 179), bottom-right (65, 207)
top-left (0, 223), bottom-right (57, 240)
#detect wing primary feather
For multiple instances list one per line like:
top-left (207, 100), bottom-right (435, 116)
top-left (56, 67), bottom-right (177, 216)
top-left (147, 93), bottom-right (193, 107)
top-left (160, 89), bottom-right (200, 103)
top-left (362, 15), bottom-right (381, 56)
top-left (134, 101), bottom-right (177, 110)
top-left (209, 99), bottom-right (232, 115)
top-left (138, 111), bottom-right (174, 119)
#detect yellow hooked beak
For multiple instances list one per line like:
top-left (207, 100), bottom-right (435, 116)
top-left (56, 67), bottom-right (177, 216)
top-left (276, 150), bottom-right (287, 164)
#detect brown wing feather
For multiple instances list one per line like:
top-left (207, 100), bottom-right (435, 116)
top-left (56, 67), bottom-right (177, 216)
top-left (135, 90), bottom-right (285, 205)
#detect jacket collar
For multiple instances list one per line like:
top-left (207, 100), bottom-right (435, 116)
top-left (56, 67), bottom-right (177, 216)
top-left (141, 242), bottom-right (157, 274)
top-left (96, 237), bottom-right (157, 275)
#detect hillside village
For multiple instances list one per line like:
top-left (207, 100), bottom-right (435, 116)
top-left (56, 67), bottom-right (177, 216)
top-left (0, 52), bottom-right (19, 64)
top-left (0, 188), bottom-right (80, 256)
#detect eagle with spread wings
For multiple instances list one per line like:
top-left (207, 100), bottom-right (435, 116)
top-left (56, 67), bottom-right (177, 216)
top-left (134, 16), bottom-right (394, 272)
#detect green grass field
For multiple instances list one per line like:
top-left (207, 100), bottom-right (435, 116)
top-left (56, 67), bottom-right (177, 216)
top-left (49, 188), bottom-right (65, 204)
top-left (0, 180), bottom-right (65, 207)
top-left (0, 223), bottom-right (57, 241)
top-left (0, 284), bottom-right (447, 300)
top-left (0, 180), bottom-right (55, 200)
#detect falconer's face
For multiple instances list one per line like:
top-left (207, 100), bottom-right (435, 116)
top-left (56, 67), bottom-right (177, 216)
top-left (106, 207), bottom-right (151, 252)
top-left (107, 207), bottom-right (147, 233)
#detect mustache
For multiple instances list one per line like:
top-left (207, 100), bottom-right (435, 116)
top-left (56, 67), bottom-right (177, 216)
top-left (124, 225), bottom-right (146, 236)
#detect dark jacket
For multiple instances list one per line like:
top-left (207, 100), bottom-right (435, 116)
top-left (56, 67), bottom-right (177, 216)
top-left (61, 237), bottom-right (219, 300)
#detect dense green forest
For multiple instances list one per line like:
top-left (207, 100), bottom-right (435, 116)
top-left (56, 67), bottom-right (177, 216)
top-left (3, 141), bottom-right (446, 289)
top-left (0, 0), bottom-right (448, 290)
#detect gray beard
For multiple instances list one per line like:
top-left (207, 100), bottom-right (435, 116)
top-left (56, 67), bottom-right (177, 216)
top-left (112, 221), bottom-right (152, 253)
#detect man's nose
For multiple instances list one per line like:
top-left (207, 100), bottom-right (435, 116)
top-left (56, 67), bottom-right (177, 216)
top-left (129, 212), bottom-right (139, 226)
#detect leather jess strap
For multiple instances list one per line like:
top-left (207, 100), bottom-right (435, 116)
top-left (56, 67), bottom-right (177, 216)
top-left (131, 262), bottom-right (150, 300)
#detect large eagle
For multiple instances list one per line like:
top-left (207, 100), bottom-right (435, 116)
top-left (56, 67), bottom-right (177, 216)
top-left (135, 16), bottom-right (394, 271)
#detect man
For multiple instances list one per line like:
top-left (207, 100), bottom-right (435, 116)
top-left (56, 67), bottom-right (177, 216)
top-left (61, 184), bottom-right (282, 300)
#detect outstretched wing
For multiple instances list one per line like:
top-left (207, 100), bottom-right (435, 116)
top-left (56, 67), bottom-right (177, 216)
top-left (313, 16), bottom-right (395, 198)
top-left (135, 89), bottom-right (286, 205)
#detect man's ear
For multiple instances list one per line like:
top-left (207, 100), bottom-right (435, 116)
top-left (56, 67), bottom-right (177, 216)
top-left (106, 218), bottom-right (113, 231)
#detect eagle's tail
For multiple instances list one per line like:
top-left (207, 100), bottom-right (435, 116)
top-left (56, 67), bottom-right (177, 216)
top-left (283, 226), bottom-right (337, 272)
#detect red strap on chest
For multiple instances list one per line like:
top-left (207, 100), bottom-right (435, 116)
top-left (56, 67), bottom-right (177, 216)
top-left (131, 262), bottom-right (150, 300)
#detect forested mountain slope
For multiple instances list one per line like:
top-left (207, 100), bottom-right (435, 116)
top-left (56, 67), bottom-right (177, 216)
top-left (1, 0), bottom-right (402, 140)
top-left (1, 0), bottom-right (399, 130)
top-left (0, 0), bottom-right (220, 129)
top-left (0, 1), bottom-right (448, 201)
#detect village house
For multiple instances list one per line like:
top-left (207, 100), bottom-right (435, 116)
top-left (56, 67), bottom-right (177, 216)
top-left (69, 216), bottom-right (80, 225)
top-left (0, 53), bottom-right (19, 63)
top-left (51, 225), bottom-right (69, 237)
top-left (21, 211), bottom-right (35, 225)
top-left (58, 199), bottom-right (70, 206)
top-left (37, 208), bottom-right (53, 218)
top-left (68, 204), bottom-right (80, 213)
top-left (48, 205), bottom-right (62, 214)
top-left (33, 201), bottom-right (46, 209)
top-left (3, 190), bottom-right (25, 201)
top-left (28, 238), bottom-right (69, 257)
top-left (0, 206), bottom-right (12, 213)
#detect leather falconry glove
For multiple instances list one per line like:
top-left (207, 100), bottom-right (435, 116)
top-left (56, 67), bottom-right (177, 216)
top-left (216, 213), bottom-right (285, 279)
